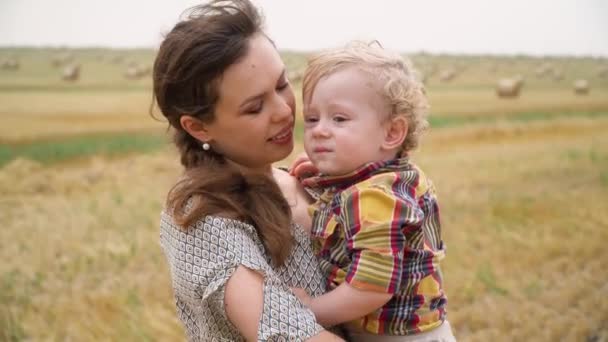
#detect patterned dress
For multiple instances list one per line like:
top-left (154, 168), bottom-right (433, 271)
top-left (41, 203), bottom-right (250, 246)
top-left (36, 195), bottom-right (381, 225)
top-left (159, 213), bottom-right (328, 341)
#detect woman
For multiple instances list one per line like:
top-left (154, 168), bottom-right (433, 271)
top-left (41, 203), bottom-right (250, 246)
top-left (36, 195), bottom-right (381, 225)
top-left (153, 0), bottom-right (342, 340)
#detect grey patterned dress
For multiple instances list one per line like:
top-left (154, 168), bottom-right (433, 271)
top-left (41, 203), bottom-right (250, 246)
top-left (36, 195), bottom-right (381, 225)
top-left (160, 212), bottom-right (328, 341)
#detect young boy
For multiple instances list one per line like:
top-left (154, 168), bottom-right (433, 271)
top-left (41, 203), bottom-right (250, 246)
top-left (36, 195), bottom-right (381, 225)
top-left (292, 42), bottom-right (456, 341)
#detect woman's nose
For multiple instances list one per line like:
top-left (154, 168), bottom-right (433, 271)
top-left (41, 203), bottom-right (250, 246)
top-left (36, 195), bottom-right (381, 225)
top-left (272, 92), bottom-right (294, 122)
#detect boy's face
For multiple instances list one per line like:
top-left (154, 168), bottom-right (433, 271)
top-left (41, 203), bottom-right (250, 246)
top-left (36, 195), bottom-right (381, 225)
top-left (303, 67), bottom-right (393, 176)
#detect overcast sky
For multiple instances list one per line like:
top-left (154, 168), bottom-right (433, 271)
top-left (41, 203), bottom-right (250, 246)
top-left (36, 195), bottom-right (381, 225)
top-left (1, 0), bottom-right (607, 56)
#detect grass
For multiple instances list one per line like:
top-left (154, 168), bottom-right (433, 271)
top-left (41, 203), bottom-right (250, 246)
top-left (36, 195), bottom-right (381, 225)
top-left (0, 132), bottom-right (169, 166)
top-left (2, 118), bottom-right (606, 341)
top-left (2, 48), bottom-right (608, 341)
top-left (0, 84), bottom-right (150, 92)
top-left (1, 110), bottom-right (603, 167)
top-left (428, 110), bottom-right (608, 127)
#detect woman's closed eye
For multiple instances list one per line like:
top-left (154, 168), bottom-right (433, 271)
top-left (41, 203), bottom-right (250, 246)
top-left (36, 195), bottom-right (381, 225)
top-left (245, 100), bottom-right (263, 114)
top-left (245, 80), bottom-right (289, 114)
top-left (276, 80), bottom-right (289, 91)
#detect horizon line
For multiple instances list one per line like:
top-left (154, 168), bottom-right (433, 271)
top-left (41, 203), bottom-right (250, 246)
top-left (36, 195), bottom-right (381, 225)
top-left (1, 44), bottom-right (607, 59)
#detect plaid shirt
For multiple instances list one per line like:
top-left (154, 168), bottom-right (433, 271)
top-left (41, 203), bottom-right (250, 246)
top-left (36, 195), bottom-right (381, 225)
top-left (301, 158), bottom-right (447, 335)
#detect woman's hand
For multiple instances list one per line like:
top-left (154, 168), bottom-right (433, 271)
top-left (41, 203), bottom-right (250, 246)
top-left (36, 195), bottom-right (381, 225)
top-left (289, 152), bottom-right (319, 179)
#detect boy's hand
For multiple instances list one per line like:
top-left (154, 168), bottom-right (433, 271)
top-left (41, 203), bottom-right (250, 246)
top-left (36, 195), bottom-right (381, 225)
top-left (291, 287), bottom-right (313, 307)
top-left (288, 152), bottom-right (319, 179)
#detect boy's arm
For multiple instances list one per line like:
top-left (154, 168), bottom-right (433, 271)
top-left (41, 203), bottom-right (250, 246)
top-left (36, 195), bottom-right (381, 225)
top-left (294, 283), bottom-right (392, 327)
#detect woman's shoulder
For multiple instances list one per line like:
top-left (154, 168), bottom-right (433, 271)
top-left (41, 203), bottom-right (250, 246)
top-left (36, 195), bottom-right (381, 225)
top-left (160, 211), bottom-right (267, 263)
top-left (161, 210), bottom-right (256, 234)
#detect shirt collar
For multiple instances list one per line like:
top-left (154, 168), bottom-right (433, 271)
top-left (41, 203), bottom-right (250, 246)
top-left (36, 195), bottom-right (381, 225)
top-left (301, 157), bottom-right (411, 191)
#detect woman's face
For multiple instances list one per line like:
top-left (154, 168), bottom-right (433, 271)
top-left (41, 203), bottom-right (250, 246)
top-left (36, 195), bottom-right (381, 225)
top-left (204, 34), bottom-right (296, 172)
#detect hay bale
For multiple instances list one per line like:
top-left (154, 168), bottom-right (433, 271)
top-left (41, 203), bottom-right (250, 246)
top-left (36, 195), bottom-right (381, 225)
top-left (513, 74), bottom-right (525, 88)
top-left (61, 64), bottom-right (80, 82)
top-left (111, 55), bottom-right (124, 64)
top-left (1, 58), bottom-right (19, 70)
top-left (416, 71), bottom-right (427, 84)
top-left (425, 64), bottom-right (437, 78)
top-left (573, 79), bottom-right (589, 95)
top-left (124, 64), bottom-right (151, 80)
top-left (439, 68), bottom-right (456, 82)
top-left (551, 69), bottom-right (564, 82)
top-left (51, 52), bottom-right (73, 67)
top-left (535, 63), bottom-right (552, 78)
top-left (124, 66), bottom-right (143, 79)
top-left (496, 78), bottom-right (523, 98)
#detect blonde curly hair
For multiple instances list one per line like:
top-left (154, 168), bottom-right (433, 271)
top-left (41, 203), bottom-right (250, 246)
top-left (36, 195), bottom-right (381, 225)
top-left (302, 41), bottom-right (429, 154)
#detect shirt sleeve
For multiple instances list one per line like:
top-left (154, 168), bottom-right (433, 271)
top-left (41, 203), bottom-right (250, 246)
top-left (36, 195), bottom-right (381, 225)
top-left (258, 277), bottom-right (324, 341)
top-left (339, 183), bottom-right (424, 294)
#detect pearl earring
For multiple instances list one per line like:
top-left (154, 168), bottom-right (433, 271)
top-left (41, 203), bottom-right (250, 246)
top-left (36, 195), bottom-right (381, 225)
top-left (202, 142), bottom-right (210, 151)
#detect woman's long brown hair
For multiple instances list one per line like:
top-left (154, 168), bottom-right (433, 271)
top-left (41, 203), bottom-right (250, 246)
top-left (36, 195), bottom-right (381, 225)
top-left (152, 0), bottom-right (293, 266)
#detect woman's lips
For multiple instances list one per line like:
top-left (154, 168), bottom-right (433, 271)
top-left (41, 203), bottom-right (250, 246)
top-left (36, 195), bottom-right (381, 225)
top-left (269, 125), bottom-right (293, 144)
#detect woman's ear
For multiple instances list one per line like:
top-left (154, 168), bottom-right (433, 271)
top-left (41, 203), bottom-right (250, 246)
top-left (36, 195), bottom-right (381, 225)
top-left (382, 116), bottom-right (408, 151)
top-left (180, 115), bottom-right (212, 142)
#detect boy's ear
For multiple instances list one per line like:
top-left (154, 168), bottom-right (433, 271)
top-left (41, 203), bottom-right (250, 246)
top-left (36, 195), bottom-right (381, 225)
top-left (179, 115), bottom-right (213, 142)
top-left (382, 116), bottom-right (408, 151)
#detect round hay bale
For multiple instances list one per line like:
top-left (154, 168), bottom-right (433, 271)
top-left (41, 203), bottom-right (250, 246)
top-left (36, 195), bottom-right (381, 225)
top-left (124, 66), bottom-right (143, 80)
top-left (124, 64), bottom-right (151, 80)
top-left (1, 58), bottom-right (19, 70)
top-left (61, 64), bottom-right (80, 82)
top-left (552, 69), bottom-right (564, 82)
top-left (439, 69), bottom-right (456, 82)
top-left (573, 79), bottom-right (589, 95)
top-left (124, 67), bottom-right (138, 79)
top-left (425, 64), bottom-right (437, 78)
top-left (496, 78), bottom-right (522, 98)
top-left (51, 52), bottom-right (73, 67)
top-left (416, 71), bottom-right (427, 84)
top-left (111, 55), bottom-right (124, 64)
top-left (535, 63), bottom-right (552, 78)
top-left (513, 74), bottom-right (525, 88)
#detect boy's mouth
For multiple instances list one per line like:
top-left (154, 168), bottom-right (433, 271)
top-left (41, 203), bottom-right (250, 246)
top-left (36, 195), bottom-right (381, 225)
top-left (313, 147), bottom-right (332, 153)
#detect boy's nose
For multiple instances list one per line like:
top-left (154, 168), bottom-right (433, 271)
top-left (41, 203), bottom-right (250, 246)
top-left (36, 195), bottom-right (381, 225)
top-left (311, 121), bottom-right (331, 138)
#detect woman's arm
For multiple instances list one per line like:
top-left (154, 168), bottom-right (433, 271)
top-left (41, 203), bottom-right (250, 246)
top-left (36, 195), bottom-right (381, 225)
top-left (225, 265), bottom-right (344, 341)
top-left (224, 266), bottom-right (263, 340)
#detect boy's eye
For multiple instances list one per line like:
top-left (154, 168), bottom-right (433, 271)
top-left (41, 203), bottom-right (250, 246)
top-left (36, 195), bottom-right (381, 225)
top-left (304, 116), bottom-right (319, 123)
top-left (333, 116), bottom-right (347, 122)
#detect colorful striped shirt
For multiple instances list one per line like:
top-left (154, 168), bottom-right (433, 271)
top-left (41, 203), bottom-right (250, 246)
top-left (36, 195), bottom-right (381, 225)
top-left (301, 157), bottom-right (448, 335)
